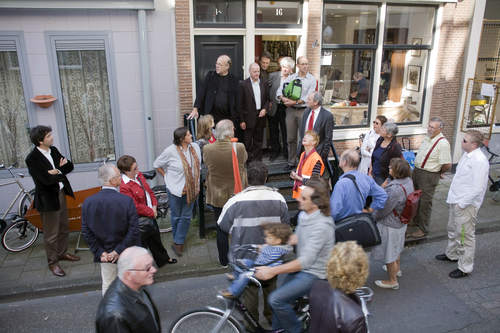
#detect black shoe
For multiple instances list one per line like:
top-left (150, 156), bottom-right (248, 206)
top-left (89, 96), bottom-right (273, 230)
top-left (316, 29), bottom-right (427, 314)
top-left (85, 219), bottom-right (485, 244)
top-left (449, 269), bottom-right (468, 278)
top-left (435, 254), bottom-right (458, 262)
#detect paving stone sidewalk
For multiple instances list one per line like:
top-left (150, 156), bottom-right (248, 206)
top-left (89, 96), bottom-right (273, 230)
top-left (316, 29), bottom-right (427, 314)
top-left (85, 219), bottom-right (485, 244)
top-left (1, 173), bottom-right (500, 301)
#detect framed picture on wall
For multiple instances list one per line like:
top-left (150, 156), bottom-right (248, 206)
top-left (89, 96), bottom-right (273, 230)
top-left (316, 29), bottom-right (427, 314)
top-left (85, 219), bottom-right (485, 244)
top-left (407, 65), bottom-right (422, 92)
top-left (411, 38), bottom-right (423, 57)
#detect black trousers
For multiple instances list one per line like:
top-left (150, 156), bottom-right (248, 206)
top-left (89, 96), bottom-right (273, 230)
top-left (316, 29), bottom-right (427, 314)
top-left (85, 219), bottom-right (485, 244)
top-left (214, 207), bottom-right (229, 266)
top-left (269, 104), bottom-right (287, 155)
top-left (142, 220), bottom-right (171, 267)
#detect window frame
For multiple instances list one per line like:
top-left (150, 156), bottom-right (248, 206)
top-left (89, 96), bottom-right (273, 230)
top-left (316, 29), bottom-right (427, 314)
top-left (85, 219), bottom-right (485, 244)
top-left (193, 0), bottom-right (246, 28)
top-left (45, 31), bottom-right (122, 171)
top-left (254, 0), bottom-right (303, 29)
top-left (0, 31), bottom-right (35, 178)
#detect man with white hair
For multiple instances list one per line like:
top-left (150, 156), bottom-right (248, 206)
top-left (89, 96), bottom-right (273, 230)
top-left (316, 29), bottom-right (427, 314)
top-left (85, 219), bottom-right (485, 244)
top-left (96, 246), bottom-right (161, 332)
top-left (82, 164), bottom-right (140, 295)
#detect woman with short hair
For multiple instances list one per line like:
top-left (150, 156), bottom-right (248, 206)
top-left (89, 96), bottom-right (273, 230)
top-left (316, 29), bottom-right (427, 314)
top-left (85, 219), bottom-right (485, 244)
top-left (153, 127), bottom-right (201, 257)
top-left (359, 115), bottom-right (387, 174)
top-left (371, 121), bottom-right (402, 185)
top-left (309, 241), bottom-right (369, 332)
top-left (372, 157), bottom-right (414, 290)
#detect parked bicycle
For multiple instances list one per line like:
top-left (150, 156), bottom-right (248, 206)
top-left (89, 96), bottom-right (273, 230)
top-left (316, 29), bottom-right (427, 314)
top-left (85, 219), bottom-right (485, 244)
top-left (484, 145), bottom-right (500, 201)
top-left (0, 163), bottom-right (38, 252)
top-left (142, 170), bottom-right (171, 233)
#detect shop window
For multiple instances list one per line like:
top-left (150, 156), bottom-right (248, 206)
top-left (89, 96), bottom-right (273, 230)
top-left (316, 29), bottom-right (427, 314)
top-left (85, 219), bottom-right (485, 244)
top-left (255, 1), bottom-right (303, 28)
top-left (0, 39), bottom-right (31, 168)
top-left (193, 0), bottom-right (245, 28)
top-left (323, 3), bottom-right (378, 45)
top-left (53, 38), bottom-right (116, 164)
top-left (384, 6), bottom-right (435, 46)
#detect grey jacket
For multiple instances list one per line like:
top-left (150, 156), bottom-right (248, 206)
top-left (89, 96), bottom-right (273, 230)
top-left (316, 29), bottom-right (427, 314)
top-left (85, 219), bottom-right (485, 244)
top-left (296, 210), bottom-right (335, 279)
top-left (374, 177), bottom-right (414, 229)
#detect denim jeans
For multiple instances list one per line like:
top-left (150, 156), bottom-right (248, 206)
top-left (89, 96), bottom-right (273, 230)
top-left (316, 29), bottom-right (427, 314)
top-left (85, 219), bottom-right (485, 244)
top-left (167, 190), bottom-right (194, 245)
top-left (228, 259), bottom-right (254, 296)
top-left (268, 271), bottom-right (318, 333)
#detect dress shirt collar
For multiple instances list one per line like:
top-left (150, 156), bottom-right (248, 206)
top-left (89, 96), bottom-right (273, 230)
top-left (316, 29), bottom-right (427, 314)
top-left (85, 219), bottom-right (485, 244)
top-left (36, 146), bottom-right (51, 155)
top-left (251, 78), bottom-right (260, 85)
top-left (102, 186), bottom-right (119, 191)
top-left (122, 174), bottom-right (137, 184)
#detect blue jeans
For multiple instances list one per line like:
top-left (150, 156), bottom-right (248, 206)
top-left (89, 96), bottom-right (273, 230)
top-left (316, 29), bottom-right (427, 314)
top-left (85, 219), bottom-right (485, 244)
top-left (268, 271), bottom-right (318, 333)
top-left (167, 190), bottom-right (194, 245)
top-left (228, 259), bottom-right (254, 296)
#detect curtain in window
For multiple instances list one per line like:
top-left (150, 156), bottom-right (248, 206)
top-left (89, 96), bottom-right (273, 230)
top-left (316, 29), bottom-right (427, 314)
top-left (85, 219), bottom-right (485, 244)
top-left (57, 50), bottom-right (115, 164)
top-left (0, 51), bottom-right (31, 168)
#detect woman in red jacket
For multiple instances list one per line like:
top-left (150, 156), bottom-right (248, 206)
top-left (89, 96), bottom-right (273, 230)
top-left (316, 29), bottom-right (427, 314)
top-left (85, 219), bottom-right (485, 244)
top-left (117, 155), bottom-right (177, 266)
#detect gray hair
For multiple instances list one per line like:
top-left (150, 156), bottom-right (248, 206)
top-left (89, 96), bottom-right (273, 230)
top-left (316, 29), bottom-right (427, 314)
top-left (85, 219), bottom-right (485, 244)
top-left (382, 121), bottom-right (399, 137)
top-left (280, 57), bottom-right (295, 70)
top-left (248, 62), bottom-right (260, 72)
top-left (214, 119), bottom-right (234, 140)
top-left (98, 163), bottom-right (118, 185)
top-left (340, 149), bottom-right (361, 168)
top-left (309, 91), bottom-right (323, 106)
top-left (429, 117), bottom-right (444, 129)
top-left (117, 246), bottom-right (150, 279)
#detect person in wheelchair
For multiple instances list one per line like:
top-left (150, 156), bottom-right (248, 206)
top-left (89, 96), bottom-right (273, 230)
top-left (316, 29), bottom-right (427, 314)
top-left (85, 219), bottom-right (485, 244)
top-left (220, 223), bottom-right (292, 299)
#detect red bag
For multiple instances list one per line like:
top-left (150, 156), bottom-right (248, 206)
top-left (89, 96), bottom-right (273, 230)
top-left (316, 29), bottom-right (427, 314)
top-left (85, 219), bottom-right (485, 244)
top-left (393, 185), bottom-right (422, 224)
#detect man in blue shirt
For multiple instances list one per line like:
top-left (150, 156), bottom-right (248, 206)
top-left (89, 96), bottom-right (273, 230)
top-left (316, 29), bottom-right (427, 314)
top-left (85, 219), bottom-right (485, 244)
top-left (331, 149), bottom-right (387, 221)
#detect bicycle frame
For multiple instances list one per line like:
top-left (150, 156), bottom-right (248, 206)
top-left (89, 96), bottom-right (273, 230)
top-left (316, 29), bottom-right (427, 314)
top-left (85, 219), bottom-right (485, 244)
top-left (0, 167), bottom-right (31, 220)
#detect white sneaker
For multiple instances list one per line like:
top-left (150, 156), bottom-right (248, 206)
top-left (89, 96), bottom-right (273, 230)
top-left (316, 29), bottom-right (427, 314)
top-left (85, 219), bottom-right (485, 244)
top-left (382, 264), bottom-right (402, 277)
top-left (375, 280), bottom-right (399, 290)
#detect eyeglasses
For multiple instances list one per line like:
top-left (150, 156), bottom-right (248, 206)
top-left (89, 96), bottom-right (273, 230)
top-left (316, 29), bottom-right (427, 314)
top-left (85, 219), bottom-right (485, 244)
top-left (128, 264), bottom-right (157, 272)
top-left (373, 121), bottom-right (380, 125)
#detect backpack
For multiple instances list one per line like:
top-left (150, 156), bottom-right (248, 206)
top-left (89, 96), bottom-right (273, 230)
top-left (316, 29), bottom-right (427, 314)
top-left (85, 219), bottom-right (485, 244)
top-left (393, 184), bottom-right (422, 224)
top-left (283, 79), bottom-right (302, 101)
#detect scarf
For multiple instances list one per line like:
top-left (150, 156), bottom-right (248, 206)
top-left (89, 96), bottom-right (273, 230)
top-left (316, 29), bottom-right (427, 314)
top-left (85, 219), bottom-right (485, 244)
top-left (176, 144), bottom-right (200, 204)
top-left (231, 138), bottom-right (243, 194)
top-left (293, 148), bottom-right (317, 193)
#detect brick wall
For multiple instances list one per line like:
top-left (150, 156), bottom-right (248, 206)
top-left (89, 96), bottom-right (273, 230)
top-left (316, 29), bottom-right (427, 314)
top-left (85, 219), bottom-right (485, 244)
top-left (306, 0), bottom-right (323, 79)
top-left (175, 0), bottom-right (193, 125)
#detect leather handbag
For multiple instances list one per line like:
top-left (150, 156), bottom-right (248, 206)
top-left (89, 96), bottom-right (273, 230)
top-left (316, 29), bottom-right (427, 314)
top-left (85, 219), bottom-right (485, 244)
top-left (334, 174), bottom-right (381, 248)
top-left (137, 216), bottom-right (157, 238)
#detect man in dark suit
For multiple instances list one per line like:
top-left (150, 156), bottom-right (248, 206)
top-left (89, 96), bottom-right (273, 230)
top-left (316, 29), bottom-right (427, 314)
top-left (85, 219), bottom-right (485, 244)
top-left (81, 164), bottom-right (140, 295)
top-left (239, 62), bottom-right (270, 161)
top-left (297, 92), bottom-right (335, 166)
top-left (25, 125), bottom-right (79, 277)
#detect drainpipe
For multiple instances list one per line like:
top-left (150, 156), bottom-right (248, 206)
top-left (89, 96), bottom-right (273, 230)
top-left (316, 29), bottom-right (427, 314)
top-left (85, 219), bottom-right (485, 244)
top-left (138, 9), bottom-right (156, 169)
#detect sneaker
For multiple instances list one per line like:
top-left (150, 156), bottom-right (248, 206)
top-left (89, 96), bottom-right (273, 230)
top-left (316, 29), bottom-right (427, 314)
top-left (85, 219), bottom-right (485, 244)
top-left (219, 289), bottom-right (235, 299)
top-left (449, 269), bottom-right (468, 279)
top-left (375, 280), bottom-right (399, 290)
top-left (382, 264), bottom-right (402, 277)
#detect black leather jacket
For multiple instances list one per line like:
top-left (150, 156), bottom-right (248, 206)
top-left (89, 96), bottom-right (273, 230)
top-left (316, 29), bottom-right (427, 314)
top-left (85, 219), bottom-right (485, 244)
top-left (96, 279), bottom-right (161, 333)
top-left (309, 280), bottom-right (367, 333)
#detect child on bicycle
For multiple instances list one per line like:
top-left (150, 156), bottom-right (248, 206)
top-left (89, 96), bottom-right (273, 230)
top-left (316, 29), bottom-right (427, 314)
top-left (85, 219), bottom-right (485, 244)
top-left (220, 223), bottom-right (293, 299)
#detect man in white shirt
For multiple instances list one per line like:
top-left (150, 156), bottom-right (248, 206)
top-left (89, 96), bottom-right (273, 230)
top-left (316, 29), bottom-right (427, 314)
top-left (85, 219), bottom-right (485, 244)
top-left (435, 130), bottom-right (489, 278)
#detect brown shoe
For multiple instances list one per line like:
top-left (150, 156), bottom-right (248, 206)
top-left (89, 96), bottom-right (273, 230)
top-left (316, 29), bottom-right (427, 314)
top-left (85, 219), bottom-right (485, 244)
top-left (59, 253), bottom-right (81, 261)
top-left (49, 264), bottom-right (66, 277)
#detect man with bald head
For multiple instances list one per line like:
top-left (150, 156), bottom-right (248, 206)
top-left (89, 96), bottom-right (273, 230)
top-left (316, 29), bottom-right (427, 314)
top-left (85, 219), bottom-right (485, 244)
top-left (330, 149), bottom-right (387, 221)
top-left (239, 62), bottom-right (270, 161)
top-left (188, 54), bottom-right (240, 127)
top-left (96, 246), bottom-right (161, 333)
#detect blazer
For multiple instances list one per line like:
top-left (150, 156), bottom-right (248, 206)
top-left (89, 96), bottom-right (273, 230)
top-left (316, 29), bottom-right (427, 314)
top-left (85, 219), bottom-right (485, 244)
top-left (120, 172), bottom-right (158, 218)
top-left (25, 146), bottom-right (74, 212)
top-left (298, 107), bottom-right (335, 164)
top-left (194, 70), bottom-right (239, 124)
top-left (203, 139), bottom-right (248, 208)
top-left (81, 189), bottom-right (140, 262)
top-left (239, 78), bottom-right (270, 129)
top-left (268, 71), bottom-right (283, 117)
top-left (372, 136), bottom-right (402, 180)
top-left (96, 278), bottom-right (161, 333)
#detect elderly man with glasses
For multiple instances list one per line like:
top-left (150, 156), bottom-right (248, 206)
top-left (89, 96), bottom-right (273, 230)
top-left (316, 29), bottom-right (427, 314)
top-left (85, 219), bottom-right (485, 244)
top-left (408, 117), bottom-right (451, 239)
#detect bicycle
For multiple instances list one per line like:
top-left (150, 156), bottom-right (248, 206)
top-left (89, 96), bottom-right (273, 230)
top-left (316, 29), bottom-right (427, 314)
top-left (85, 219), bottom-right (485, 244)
top-left (483, 145), bottom-right (500, 201)
top-left (0, 163), bottom-right (38, 252)
top-left (142, 169), bottom-right (172, 233)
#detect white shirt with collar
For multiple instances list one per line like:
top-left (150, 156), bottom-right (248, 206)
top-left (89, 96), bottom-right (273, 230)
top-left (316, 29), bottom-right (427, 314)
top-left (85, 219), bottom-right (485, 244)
top-left (251, 78), bottom-right (261, 110)
top-left (102, 186), bottom-right (119, 192)
top-left (37, 146), bottom-right (64, 190)
top-left (122, 174), bottom-right (152, 208)
top-left (446, 148), bottom-right (489, 209)
top-left (304, 106), bottom-right (322, 130)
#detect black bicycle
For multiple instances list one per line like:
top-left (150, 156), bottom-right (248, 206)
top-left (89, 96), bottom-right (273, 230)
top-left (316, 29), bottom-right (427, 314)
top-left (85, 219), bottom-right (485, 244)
top-left (141, 170), bottom-right (172, 232)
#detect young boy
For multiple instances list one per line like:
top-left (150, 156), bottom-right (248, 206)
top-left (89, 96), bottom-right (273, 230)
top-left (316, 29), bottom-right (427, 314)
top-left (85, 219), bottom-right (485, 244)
top-left (220, 223), bottom-right (293, 298)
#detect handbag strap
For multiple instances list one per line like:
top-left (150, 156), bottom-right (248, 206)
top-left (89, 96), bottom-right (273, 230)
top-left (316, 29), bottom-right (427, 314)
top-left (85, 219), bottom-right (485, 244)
top-left (421, 137), bottom-right (444, 168)
top-left (136, 175), bottom-right (149, 200)
top-left (343, 174), bottom-right (365, 204)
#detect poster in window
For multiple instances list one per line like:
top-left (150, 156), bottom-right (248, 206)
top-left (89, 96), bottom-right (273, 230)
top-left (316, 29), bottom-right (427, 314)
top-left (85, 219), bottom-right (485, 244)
top-left (407, 65), bottom-right (422, 92)
top-left (411, 38), bottom-right (422, 57)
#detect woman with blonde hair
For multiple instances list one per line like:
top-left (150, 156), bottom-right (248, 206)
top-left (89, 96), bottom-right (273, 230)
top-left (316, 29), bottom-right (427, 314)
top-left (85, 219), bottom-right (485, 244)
top-left (309, 241), bottom-right (369, 332)
top-left (196, 114), bottom-right (215, 154)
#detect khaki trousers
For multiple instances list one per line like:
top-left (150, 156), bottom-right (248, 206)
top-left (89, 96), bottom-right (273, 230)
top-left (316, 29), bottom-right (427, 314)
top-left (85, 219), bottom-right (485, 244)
top-left (40, 190), bottom-right (69, 265)
top-left (445, 204), bottom-right (478, 273)
top-left (100, 263), bottom-right (118, 295)
top-left (412, 167), bottom-right (441, 233)
top-left (285, 107), bottom-right (305, 167)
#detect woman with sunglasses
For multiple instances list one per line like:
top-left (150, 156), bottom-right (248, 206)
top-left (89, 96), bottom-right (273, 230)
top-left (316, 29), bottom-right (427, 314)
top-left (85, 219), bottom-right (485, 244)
top-left (358, 115), bottom-right (387, 174)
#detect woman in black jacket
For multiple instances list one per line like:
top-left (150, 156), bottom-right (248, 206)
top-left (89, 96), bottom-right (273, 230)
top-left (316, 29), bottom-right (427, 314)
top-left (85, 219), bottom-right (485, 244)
top-left (309, 241), bottom-right (369, 333)
top-left (371, 121), bottom-right (402, 185)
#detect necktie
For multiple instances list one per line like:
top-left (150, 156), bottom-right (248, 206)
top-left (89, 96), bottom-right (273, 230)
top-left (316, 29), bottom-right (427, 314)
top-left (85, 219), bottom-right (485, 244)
top-left (308, 109), bottom-right (315, 131)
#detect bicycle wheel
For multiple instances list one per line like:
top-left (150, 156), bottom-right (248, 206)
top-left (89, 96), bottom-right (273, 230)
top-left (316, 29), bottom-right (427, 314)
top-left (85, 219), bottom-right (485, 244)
top-left (153, 189), bottom-right (172, 233)
top-left (2, 219), bottom-right (39, 252)
top-left (169, 309), bottom-right (243, 333)
top-left (18, 189), bottom-right (35, 217)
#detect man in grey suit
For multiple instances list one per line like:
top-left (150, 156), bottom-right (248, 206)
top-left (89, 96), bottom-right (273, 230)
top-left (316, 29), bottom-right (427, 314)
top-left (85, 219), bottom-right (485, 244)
top-left (297, 91), bottom-right (335, 166)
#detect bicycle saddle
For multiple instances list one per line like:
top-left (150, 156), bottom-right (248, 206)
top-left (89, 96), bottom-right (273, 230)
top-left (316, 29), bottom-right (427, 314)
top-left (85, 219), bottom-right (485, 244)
top-left (142, 170), bottom-right (157, 179)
